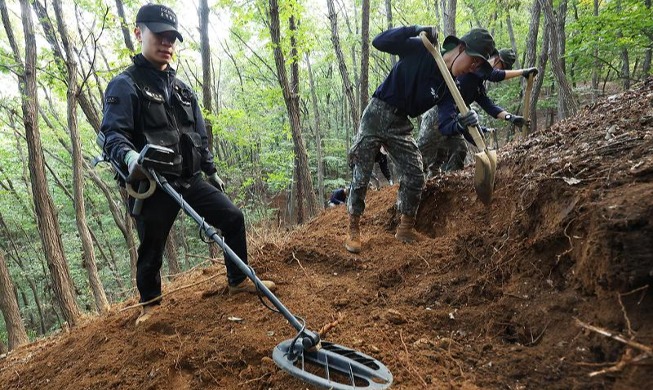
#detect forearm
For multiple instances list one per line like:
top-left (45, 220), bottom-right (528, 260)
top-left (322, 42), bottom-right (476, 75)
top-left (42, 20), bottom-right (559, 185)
top-left (372, 25), bottom-right (420, 55)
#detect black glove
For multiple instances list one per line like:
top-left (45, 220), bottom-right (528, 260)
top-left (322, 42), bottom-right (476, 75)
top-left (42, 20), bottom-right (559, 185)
top-left (456, 109), bottom-right (479, 132)
top-left (505, 114), bottom-right (526, 127)
top-left (522, 68), bottom-right (538, 78)
top-left (415, 25), bottom-right (438, 43)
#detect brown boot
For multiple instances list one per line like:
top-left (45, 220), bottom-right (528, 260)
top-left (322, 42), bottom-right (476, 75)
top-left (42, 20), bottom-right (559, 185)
top-left (395, 214), bottom-right (418, 243)
top-left (229, 278), bottom-right (277, 295)
top-left (345, 214), bottom-right (362, 253)
top-left (135, 304), bottom-right (156, 326)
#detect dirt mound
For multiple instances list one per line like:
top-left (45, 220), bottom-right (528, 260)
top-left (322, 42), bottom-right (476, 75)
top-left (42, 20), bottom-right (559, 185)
top-left (1, 80), bottom-right (652, 389)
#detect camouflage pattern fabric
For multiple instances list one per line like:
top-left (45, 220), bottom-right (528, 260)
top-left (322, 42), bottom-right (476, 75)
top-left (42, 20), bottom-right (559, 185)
top-left (417, 106), bottom-right (468, 178)
top-left (348, 98), bottom-right (425, 217)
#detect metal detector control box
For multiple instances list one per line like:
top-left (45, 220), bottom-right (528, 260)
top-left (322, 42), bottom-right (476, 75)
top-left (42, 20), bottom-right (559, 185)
top-left (138, 144), bottom-right (182, 177)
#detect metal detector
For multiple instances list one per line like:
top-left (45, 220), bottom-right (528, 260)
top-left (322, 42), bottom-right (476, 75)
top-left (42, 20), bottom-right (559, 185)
top-left (95, 141), bottom-right (393, 390)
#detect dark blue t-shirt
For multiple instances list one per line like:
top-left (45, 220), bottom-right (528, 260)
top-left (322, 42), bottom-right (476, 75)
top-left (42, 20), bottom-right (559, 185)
top-left (372, 26), bottom-right (448, 118)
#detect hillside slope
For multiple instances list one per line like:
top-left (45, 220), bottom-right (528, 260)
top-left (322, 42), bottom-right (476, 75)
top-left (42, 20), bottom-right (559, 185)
top-left (1, 79), bottom-right (652, 389)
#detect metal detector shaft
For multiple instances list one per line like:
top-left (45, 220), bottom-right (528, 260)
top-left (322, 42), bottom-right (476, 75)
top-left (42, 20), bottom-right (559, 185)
top-left (151, 171), bottom-right (320, 347)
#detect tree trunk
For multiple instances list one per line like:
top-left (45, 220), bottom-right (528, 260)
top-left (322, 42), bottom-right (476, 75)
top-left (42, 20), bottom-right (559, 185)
top-left (385, 0), bottom-right (396, 66)
top-left (0, 251), bottom-right (29, 351)
top-left (305, 52), bottom-right (325, 207)
top-left (442, 0), bottom-right (457, 36)
top-left (32, 0), bottom-right (101, 133)
top-left (2, 0), bottom-right (81, 326)
top-left (0, 212), bottom-right (48, 334)
top-left (114, 0), bottom-right (134, 52)
top-left (326, 0), bottom-right (359, 134)
top-left (644, 0), bottom-right (652, 77)
top-left (268, 0), bottom-right (317, 224)
top-left (540, 0), bottom-right (577, 119)
top-left (522, 0), bottom-right (541, 134)
top-left (555, 0), bottom-right (572, 118)
top-left (199, 0), bottom-right (214, 149)
top-left (53, 0), bottom-right (109, 314)
top-left (360, 0), bottom-right (370, 113)
top-left (164, 232), bottom-right (181, 279)
top-left (616, 0), bottom-right (630, 89)
top-left (506, 11), bottom-right (520, 69)
top-left (591, 0), bottom-right (600, 101)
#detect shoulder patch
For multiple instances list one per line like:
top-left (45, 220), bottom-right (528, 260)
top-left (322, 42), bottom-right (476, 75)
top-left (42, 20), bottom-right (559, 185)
top-left (105, 96), bottom-right (119, 105)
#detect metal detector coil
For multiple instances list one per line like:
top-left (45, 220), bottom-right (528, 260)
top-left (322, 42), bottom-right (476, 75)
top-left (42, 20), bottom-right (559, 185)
top-left (273, 339), bottom-right (393, 390)
top-left (140, 170), bottom-right (394, 390)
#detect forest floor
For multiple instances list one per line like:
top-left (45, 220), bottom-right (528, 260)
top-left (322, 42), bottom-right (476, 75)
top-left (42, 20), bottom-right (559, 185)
top-left (1, 79), bottom-right (653, 389)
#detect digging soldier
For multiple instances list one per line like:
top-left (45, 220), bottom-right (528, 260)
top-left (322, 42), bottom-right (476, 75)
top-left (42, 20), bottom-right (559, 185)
top-left (100, 4), bottom-right (275, 325)
top-left (418, 48), bottom-right (539, 177)
top-left (345, 26), bottom-right (496, 253)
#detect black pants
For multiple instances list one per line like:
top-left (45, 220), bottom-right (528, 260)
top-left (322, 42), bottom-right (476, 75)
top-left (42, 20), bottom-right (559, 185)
top-left (132, 174), bottom-right (248, 304)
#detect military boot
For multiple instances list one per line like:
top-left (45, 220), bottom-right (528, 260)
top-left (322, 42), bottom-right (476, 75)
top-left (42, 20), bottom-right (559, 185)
top-left (345, 214), bottom-right (362, 253)
top-left (395, 214), bottom-right (418, 243)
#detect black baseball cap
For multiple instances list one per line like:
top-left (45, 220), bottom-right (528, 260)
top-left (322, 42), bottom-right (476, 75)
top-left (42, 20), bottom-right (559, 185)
top-left (442, 28), bottom-right (495, 75)
top-left (136, 4), bottom-right (183, 42)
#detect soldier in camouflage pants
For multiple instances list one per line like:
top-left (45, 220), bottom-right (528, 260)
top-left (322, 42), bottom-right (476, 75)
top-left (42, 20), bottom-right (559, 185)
top-left (348, 98), bottom-right (425, 218)
top-left (418, 106), bottom-right (467, 178)
top-left (344, 25), bottom-right (496, 254)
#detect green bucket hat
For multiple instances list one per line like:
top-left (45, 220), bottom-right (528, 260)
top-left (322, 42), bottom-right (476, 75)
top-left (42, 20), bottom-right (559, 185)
top-left (442, 28), bottom-right (495, 75)
top-left (497, 48), bottom-right (516, 70)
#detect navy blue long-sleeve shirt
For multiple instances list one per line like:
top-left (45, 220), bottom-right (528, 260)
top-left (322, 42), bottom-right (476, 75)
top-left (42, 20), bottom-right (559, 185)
top-left (438, 69), bottom-right (507, 135)
top-left (372, 26), bottom-right (448, 118)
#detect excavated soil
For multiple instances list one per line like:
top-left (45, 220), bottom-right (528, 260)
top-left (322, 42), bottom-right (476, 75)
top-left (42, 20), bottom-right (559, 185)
top-left (1, 80), bottom-right (653, 389)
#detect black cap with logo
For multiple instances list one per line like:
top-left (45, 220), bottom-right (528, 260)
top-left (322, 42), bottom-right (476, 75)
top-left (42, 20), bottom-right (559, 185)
top-left (136, 4), bottom-right (183, 42)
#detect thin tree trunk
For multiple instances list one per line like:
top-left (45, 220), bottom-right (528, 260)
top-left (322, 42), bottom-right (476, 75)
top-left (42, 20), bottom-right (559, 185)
top-left (386, 0), bottom-right (396, 65)
top-left (164, 231), bottom-right (181, 279)
top-left (305, 52), bottom-right (325, 207)
top-left (442, 0), bottom-right (457, 36)
top-left (0, 251), bottom-right (29, 350)
top-left (506, 11), bottom-right (520, 69)
top-left (199, 0), bottom-right (213, 149)
top-left (360, 0), bottom-right (370, 113)
top-left (115, 0), bottom-right (134, 52)
top-left (644, 0), bottom-right (652, 77)
top-left (32, 0), bottom-right (101, 133)
top-left (2, 0), bottom-right (81, 326)
top-left (326, 0), bottom-right (359, 134)
top-left (616, 0), bottom-right (630, 89)
top-left (540, 0), bottom-right (577, 119)
top-left (268, 0), bottom-right (317, 224)
top-left (0, 212), bottom-right (48, 334)
top-left (531, 14), bottom-right (550, 132)
top-left (53, 0), bottom-right (109, 314)
top-left (198, 0), bottom-right (222, 261)
top-left (523, 0), bottom-right (541, 134)
top-left (591, 0), bottom-right (600, 101)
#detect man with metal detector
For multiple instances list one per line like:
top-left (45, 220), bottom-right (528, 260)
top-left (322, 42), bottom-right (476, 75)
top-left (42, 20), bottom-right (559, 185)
top-left (100, 4), bottom-right (275, 325)
top-left (418, 48), bottom-right (539, 177)
top-left (345, 26), bottom-right (495, 253)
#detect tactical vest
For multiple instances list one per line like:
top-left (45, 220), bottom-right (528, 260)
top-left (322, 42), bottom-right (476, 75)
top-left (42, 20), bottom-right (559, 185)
top-left (124, 65), bottom-right (203, 177)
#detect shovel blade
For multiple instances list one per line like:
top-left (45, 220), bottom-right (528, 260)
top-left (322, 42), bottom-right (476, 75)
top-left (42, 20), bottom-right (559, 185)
top-left (473, 150), bottom-right (497, 205)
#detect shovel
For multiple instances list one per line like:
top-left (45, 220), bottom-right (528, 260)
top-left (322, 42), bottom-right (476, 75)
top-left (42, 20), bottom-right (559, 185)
top-left (520, 72), bottom-right (535, 138)
top-left (420, 32), bottom-right (497, 205)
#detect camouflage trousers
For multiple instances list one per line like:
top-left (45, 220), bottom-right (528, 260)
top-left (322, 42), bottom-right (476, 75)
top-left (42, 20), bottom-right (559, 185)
top-left (417, 106), bottom-right (467, 178)
top-left (347, 98), bottom-right (425, 217)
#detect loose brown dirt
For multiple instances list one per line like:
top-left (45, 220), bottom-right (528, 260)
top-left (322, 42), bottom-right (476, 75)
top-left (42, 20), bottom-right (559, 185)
top-left (1, 79), bottom-right (653, 389)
